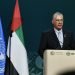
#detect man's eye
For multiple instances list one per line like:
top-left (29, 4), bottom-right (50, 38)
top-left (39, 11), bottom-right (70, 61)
top-left (56, 19), bottom-right (63, 21)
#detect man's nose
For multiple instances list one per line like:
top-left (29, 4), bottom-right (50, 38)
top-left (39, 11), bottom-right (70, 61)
top-left (59, 20), bottom-right (62, 23)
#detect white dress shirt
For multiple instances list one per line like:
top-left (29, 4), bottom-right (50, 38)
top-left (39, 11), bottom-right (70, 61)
top-left (54, 28), bottom-right (63, 48)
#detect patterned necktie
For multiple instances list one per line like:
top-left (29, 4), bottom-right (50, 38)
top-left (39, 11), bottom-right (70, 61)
top-left (58, 31), bottom-right (63, 48)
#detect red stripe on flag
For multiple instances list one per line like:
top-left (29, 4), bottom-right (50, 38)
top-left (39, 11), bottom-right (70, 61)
top-left (11, 0), bottom-right (22, 31)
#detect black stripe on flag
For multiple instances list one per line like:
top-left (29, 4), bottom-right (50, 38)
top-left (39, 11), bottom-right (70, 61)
top-left (5, 56), bottom-right (19, 75)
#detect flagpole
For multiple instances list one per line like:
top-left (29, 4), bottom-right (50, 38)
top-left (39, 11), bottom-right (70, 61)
top-left (9, 30), bottom-right (12, 75)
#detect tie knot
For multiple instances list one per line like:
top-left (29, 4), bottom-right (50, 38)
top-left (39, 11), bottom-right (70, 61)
top-left (58, 31), bottom-right (61, 35)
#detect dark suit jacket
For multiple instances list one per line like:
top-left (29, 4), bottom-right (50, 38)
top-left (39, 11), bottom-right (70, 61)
top-left (39, 29), bottom-right (75, 58)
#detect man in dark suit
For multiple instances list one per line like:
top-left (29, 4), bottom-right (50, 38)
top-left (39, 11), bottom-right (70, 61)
top-left (39, 12), bottom-right (75, 58)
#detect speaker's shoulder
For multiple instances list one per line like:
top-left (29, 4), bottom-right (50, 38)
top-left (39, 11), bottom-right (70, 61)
top-left (42, 29), bottom-right (53, 34)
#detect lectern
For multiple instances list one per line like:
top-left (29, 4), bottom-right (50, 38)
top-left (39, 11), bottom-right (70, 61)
top-left (44, 50), bottom-right (75, 75)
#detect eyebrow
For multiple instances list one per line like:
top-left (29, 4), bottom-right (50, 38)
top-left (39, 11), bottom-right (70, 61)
top-left (56, 19), bottom-right (63, 21)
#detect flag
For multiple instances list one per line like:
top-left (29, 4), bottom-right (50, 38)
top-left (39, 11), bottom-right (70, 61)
top-left (0, 17), bottom-right (6, 75)
top-left (6, 0), bottom-right (29, 75)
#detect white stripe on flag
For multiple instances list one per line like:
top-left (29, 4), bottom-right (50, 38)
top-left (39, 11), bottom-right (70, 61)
top-left (7, 32), bottom-right (29, 75)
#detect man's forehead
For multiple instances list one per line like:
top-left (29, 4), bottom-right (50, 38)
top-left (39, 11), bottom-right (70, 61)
top-left (54, 15), bottom-right (63, 19)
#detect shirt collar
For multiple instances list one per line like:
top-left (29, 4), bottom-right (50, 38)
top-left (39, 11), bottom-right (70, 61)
top-left (54, 28), bottom-right (63, 33)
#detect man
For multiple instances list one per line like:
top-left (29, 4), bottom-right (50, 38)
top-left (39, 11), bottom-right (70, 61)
top-left (39, 12), bottom-right (75, 58)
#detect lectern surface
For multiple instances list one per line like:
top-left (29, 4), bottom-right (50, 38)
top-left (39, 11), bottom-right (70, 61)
top-left (44, 50), bottom-right (75, 75)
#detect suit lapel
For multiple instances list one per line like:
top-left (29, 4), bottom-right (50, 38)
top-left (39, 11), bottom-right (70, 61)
top-left (51, 29), bottom-right (61, 48)
top-left (63, 30), bottom-right (67, 48)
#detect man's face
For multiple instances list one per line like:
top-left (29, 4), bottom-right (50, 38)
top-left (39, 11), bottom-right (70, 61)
top-left (52, 15), bottom-right (63, 30)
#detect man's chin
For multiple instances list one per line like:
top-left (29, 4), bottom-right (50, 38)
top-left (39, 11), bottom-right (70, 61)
top-left (56, 28), bottom-right (62, 30)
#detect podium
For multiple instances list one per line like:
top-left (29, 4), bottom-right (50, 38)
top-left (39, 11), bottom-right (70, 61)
top-left (44, 50), bottom-right (75, 75)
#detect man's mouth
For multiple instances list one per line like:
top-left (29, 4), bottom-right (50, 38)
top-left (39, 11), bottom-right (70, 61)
top-left (58, 25), bottom-right (62, 26)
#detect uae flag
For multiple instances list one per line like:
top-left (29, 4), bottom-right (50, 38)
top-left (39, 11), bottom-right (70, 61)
top-left (6, 0), bottom-right (29, 75)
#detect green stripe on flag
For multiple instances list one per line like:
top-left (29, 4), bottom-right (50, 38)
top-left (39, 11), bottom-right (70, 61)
top-left (16, 26), bottom-right (24, 45)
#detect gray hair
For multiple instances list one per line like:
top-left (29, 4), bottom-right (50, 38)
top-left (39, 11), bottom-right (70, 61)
top-left (52, 12), bottom-right (63, 19)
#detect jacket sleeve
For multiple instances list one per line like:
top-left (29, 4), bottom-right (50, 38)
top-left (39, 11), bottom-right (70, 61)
top-left (38, 32), bottom-right (48, 58)
top-left (70, 32), bottom-right (75, 49)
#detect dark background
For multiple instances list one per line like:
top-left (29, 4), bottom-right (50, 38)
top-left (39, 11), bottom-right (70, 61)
top-left (0, 0), bottom-right (75, 75)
